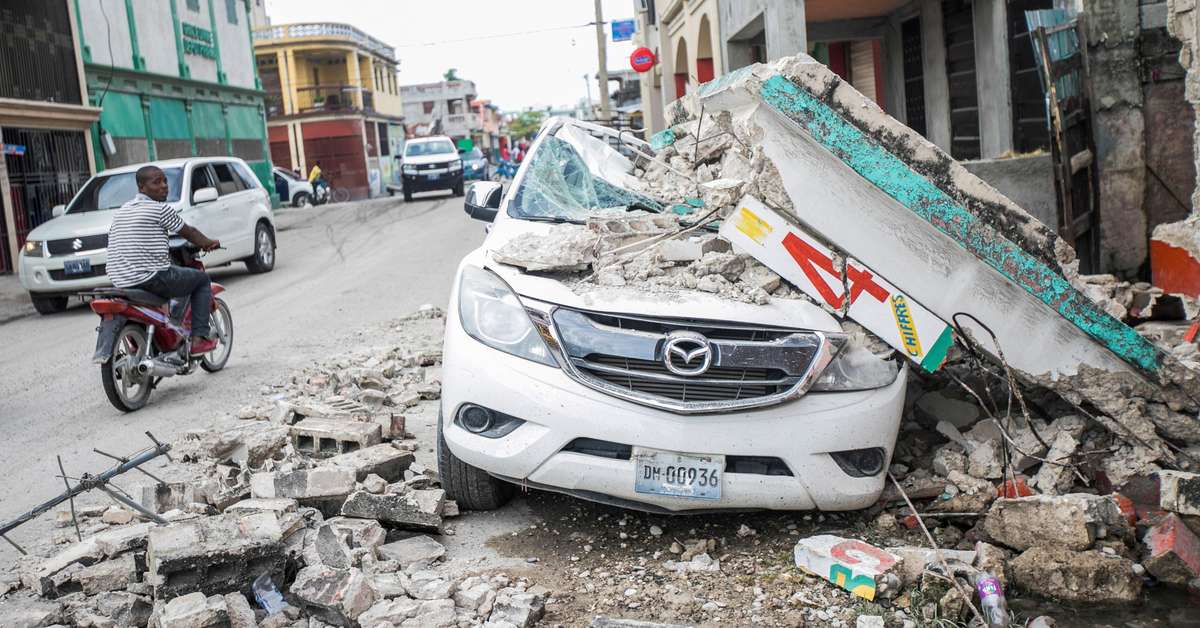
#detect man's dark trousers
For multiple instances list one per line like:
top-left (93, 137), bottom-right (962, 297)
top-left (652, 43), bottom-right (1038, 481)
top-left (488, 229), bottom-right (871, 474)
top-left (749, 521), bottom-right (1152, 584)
top-left (136, 266), bottom-right (212, 337)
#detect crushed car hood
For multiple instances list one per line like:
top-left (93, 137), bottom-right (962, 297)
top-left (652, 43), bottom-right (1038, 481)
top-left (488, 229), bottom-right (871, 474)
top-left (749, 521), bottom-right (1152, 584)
top-left (480, 216), bottom-right (843, 333)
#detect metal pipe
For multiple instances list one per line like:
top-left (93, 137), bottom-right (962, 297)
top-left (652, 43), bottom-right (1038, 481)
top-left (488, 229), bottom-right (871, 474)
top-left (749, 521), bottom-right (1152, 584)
top-left (137, 359), bottom-right (178, 378)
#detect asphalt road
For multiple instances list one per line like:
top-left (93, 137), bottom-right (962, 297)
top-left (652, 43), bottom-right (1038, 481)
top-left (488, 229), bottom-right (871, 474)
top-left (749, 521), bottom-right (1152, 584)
top-left (0, 193), bottom-right (485, 557)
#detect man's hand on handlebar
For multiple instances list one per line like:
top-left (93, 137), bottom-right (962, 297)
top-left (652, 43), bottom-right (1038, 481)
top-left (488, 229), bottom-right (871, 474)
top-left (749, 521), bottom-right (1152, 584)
top-left (179, 223), bottom-right (220, 252)
top-left (201, 238), bottom-right (221, 252)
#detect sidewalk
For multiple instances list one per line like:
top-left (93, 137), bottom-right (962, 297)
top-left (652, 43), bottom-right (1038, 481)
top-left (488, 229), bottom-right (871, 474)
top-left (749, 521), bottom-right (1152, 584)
top-left (0, 274), bottom-right (33, 323)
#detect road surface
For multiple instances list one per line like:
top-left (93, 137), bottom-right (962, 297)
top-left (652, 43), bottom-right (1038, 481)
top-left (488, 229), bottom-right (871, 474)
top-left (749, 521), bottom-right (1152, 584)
top-left (0, 193), bottom-right (484, 556)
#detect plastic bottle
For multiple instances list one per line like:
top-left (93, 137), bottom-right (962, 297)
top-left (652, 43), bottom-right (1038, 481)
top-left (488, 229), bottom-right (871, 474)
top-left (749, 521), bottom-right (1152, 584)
top-left (252, 573), bottom-right (286, 615)
top-left (973, 571), bottom-right (1009, 628)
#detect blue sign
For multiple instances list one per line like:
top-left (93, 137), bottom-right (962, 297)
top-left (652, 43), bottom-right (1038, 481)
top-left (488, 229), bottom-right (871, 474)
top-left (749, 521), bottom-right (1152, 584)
top-left (611, 19), bottom-right (635, 42)
top-left (1, 144), bottom-right (26, 156)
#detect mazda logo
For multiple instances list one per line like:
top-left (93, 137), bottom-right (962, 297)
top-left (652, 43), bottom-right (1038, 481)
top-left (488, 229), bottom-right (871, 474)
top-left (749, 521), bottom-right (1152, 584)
top-left (72, 238), bottom-right (83, 251)
top-left (662, 331), bottom-right (713, 376)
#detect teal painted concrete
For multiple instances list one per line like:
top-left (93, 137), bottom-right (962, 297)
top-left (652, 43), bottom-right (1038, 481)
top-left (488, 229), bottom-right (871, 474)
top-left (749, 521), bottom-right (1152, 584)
top-left (650, 128), bottom-right (676, 151)
top-left (757, 74), bottom-right (1161, 376)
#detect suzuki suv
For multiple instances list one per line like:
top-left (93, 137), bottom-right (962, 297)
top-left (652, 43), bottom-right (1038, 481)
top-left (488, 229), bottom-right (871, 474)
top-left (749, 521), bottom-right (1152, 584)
top-left (438, 118), bottom-right (907, 513)
top-left (397, 135), bottom-right (464, 202)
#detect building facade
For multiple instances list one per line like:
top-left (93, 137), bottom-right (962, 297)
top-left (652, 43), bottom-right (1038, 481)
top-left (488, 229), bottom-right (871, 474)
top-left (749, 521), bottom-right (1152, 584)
top-left (75, 0), bottom-right (275, 202)
top-left (255, 22), bottom-right (405, 200)
top-left (0, 0), bottom-right (101, 273)
top-left (658, 0), bottom-right (725, 105)
top-left (401, 80), bottom-right (483, 144)
top-left (632, 1), bottom-right (666, 135)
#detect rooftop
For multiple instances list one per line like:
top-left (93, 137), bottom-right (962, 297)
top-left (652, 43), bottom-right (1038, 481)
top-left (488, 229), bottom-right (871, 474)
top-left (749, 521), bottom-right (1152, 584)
top-left (253, 22), bottom-right (396, 62)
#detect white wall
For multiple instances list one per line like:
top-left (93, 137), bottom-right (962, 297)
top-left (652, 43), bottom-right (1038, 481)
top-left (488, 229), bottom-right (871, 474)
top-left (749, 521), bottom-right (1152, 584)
top-left (216, 0), bottom-right (257, 89)
top-left (131, 0), bottom-right (176, 77)
top-left (180, 0), bottom-right (218, 83)
top-left (79, 0), bottom-right (134, 71)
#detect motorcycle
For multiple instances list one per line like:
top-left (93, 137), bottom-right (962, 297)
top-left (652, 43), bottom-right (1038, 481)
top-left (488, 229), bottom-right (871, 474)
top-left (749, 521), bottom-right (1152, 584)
top-left (87, 242), bottom-right (233, 412)
top-left (489, 159), bottom-right (518, 182)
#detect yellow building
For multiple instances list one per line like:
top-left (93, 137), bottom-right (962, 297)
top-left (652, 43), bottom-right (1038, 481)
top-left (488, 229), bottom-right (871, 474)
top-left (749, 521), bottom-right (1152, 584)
top-left (253, 23), bottom-right (404, 199)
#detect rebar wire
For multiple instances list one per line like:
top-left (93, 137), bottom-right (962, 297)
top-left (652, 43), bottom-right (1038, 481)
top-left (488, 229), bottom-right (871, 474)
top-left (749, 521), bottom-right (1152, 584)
top-left (57, 456), bottom-right (81, 543)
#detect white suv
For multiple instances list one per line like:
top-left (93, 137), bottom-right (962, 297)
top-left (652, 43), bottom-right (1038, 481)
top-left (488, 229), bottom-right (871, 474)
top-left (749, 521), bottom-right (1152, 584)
top-left (438, 119), bottom-right (907, 513)
top-left (19, 157), bottom-right (276, 314)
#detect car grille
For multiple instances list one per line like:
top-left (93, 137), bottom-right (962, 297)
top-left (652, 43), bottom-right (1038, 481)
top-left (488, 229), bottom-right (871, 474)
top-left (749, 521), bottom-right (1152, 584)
top-left (561, 438), bottom-right (793, 475)
top-left (549, 307), bottom-right (828, 413)
top-left (47, 234), bottom-right (107, 256)
top-left (49, 263), bottom-right (106, 280)
top-left (415, 162), bottom-right (451, 171)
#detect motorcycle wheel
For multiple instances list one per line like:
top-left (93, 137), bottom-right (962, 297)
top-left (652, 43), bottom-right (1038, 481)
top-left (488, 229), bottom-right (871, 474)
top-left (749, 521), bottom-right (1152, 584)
top-left (101, 324), bottom-right (154, 412)
top-left (200, 299), bottom-right (233, 373)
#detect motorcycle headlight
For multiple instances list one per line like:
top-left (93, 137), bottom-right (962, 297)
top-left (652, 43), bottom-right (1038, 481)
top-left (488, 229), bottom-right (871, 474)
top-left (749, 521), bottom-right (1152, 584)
top-left (457, 265), bottom-right (556, 367)
top-left (403, 165), bottom-right (417, 174)
top-left (448, 160), bottom-right (463, 171)
top-left (810, 344), bottom-right (900, 392)
top-left (22, 240), bottom-right (44, 258)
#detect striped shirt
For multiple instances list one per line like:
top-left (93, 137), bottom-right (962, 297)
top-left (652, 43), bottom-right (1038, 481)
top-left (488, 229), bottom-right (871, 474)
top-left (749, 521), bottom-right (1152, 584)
top-left (106, 193), bottom-right (185, 287)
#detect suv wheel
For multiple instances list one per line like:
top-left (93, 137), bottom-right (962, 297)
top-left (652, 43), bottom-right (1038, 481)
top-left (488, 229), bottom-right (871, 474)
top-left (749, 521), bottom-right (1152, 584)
top-left (31, 294), bottom-right (69, 315)
top-left (453, 181), bottom-right (465, 197)
top-left (403, 187), bottom-right (413, 202)
top-left (293, 192), bottom-right (312, 208)
top-left (437, 410), bottom-right (513, 510)
top-left (244, 222), bottom-right (276, 274)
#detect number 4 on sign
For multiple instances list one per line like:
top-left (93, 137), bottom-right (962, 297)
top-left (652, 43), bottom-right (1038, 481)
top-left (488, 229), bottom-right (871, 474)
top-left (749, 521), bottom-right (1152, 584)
top-left (780, 233), bottom-right (888, 310)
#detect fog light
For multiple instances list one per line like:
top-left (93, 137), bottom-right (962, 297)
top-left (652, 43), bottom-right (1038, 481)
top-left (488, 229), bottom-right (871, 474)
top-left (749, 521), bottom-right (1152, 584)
top-left (459, 404), bottom-right (494, 433)
top-left (830, 447), bottom-right (886, 478)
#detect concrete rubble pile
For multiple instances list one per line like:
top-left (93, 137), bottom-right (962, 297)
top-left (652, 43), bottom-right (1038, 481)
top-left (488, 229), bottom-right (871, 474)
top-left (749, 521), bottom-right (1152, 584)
top-left (0, 306), bottom-right (550, 628)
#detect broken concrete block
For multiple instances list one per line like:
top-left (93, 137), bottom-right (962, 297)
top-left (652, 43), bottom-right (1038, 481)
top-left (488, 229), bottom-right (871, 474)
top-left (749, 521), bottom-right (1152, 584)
top-left (657, 238), bottom-right (704, 262)
top-left (358, 597), bottom-right (424, 625)
top-left (223, 592), bottom-right (256, 628)
top-left (369, 572), bottom-right (410, 598)
top-left (377, 535), bottom-right (446, 568)
top-left (1009, 546), bottom-right (1142, 604)
top-left (488, 589), bottom-right (546, 628)
top-left (290, 565), bottom-right (377, 627)
top-left (21, 536), bottom-right (103, 594)
top-left (324, 443), bottom-right (414, 482)
top-left (401, 598), bottom-right (457, 628)
top-left (984, 494), bottom-right (1127, 551)
top-left (141, 483), bottom-right (197, 515)
top-left (76, 553), bottom-right (137, 595)
top-left (973, 542), bottom-right (1012, 589)
top-left (340, 489), bottom-right (444, 532)
top-left (404, 570), bottom-right (455, 600)
top-left (100, 506), bottom-right (135, 525)
top-left (455, 577), bottom-right (497, 613)
top-left (1, 595), bottom-right (64, 627)
top-left (1159, 471), bottom-right (1200, 516)
top-left (223, 497), bottom-right (298, 516)
top-left (146, 512), bottom-right (296, 600)
top-left (93, 590), bottom-right (153, 626)
top-left (326, 516), bottom-right (387, 550)
top-left (931, 445), bottom-right (966, 477)
top-left (1143, 513), bottom-right (1200, 585)
top-left (156, 591), bottom-right (230, 627)
top-left (915, 391), bottom-right (981, 429)
top-left (315, 523), bottom-right (354, 569)
top-left (363, 474), bottom-right (388, 494)
top-left (290, 418), bottom-right (382, 458)
top-left (885, 546), bottom-right (976, 587)
top-left (1150, 214), bottom-right (1200, 297)
top-left (793, 535), bottom-right (900, 601)
top-left (251, 467), bottom-right (356, 500)
top-left (1032, 429), bottom-right (1081, 495)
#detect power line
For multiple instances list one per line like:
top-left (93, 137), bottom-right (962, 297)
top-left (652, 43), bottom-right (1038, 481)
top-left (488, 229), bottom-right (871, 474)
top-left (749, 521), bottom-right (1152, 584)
top-left (394, 21), bottom-right (601, 48)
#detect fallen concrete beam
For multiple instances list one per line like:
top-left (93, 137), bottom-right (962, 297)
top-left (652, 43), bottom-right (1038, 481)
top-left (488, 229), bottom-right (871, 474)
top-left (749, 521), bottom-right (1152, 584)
top-left (290, 418), bottom-right (382, 458)
top-left (324, 443), bottom-right (414, 482)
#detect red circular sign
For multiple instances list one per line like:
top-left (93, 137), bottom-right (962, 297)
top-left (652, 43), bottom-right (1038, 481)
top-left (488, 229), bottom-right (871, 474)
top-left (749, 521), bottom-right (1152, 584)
top-left (630, 47), bottom-right (656, 73)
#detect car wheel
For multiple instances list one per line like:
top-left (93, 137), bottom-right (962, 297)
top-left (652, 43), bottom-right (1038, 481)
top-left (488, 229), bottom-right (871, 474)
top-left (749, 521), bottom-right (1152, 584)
top-left (437, 410), bottom-right (513, 510)
top-left (453, 181), bottom-right (464, 197)
top-left (31, 294), bottom-right (69, 315)
top-left (293, 192), bottom-right (312, 208)
top-left (244, 221), bottom-right (276, 274)
top-left (403, 188), bottom-right (413, 202)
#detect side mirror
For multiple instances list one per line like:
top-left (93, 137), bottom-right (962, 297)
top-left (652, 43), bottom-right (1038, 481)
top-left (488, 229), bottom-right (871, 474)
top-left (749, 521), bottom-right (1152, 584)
top-left (464, 181), bottom-right (502, 222)
top-left (192, 187), bottom-right (219, 204)
top-left (51, 204), bottom-right (66, 218)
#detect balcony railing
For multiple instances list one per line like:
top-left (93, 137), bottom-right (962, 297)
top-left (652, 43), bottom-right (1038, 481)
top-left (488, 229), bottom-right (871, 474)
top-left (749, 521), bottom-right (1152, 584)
top-left (265, 85), bottom-right (375, 115)
top-left (254, 22), bottom-right (396, 61)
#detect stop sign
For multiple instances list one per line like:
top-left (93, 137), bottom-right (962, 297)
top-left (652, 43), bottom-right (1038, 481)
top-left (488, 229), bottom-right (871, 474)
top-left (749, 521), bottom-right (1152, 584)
top-left (630, 47), bottom-right (655, 73)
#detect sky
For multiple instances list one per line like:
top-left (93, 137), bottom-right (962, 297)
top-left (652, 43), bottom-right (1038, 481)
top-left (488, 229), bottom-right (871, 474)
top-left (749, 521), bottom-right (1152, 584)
top-left (263, 0), bottom-right (639, 112)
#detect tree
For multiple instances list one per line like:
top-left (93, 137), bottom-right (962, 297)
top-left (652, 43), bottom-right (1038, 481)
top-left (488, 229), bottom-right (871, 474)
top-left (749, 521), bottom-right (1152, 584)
top-left (508, 110), bottom-right (545, 139)
top-left (443, 68), bottom-right (459, 81)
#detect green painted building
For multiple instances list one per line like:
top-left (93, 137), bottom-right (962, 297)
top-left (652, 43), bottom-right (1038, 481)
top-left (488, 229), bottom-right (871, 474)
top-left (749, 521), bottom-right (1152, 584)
top-left (74, 0), bottom-right (277, 204)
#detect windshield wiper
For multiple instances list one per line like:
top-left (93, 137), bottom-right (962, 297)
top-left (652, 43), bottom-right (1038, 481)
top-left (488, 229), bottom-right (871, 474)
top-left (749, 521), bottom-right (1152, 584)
top-left (522, 215), bottom-right (585, 225)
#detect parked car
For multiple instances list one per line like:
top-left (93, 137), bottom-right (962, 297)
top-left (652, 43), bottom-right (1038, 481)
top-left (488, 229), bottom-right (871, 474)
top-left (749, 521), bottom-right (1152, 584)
top-left (459, 148), bottom-right (490, 181)
top-left (273, 167), bottom-right (315, 207)
top-left (389, 135), bottom-right (463, 202)
top-left (438, 118), bottom-right (906, 512)
top-left (19, 157), bottom-right (276, 315)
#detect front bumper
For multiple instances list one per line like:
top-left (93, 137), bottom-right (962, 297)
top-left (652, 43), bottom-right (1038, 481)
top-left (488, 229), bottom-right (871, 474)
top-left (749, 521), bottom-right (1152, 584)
top-left (19, 250), bottom-right (112, 295)
top-left (441, 306), bottom-right (908, 512)
top-left (402, 170), bottom-right (463, 192)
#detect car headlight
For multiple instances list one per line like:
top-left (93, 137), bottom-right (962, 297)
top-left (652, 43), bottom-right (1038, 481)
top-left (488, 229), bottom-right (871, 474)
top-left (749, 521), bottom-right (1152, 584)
top-left (810, 344), bottom-right (900, 391)
top-left (458, 265), bottom-right (556, 367)
top-left (22, 240), bottom-right (44, 258)
top-left (403, 165), bottom-right (417, 174)
top-left (448, 160), bottom-right (463, 171)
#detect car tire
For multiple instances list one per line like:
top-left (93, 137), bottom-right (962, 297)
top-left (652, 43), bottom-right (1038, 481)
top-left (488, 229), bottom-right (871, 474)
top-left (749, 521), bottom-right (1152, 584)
top-left (403, 188), bottom-right (413, 202)
top-left (244, 221), bottom-right (276, 274)
top-left (437, 410), bottom-right (513, 511)
top-left (293, 192), bottom-right (312, 208)
top-left (31, 294), bottom-right (69, 315)
top-left (453, 181), bottom-right (464, 197)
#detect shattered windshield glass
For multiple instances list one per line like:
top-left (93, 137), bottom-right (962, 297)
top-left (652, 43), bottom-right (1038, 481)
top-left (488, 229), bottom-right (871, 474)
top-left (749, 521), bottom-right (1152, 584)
top-left (508, 126), bottom-right (662, 222)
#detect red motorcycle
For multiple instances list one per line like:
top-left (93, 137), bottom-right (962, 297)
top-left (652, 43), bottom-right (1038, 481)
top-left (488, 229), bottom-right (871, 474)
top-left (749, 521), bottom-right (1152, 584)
top-left (88, 243), bottom-right (233, 411)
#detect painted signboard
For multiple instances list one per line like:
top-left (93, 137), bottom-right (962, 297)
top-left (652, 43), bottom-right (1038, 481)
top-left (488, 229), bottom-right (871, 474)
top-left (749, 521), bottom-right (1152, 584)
top-left (720, 196), bottom-right (954, 373)
top-left (611, 19), bottom-right (636, 42)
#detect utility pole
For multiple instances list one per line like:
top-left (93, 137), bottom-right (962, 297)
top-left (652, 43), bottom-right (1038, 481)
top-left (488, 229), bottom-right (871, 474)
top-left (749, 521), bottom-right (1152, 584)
top-left (583, 73), bottom-right (594, 118)
top-left (593, 0), bottom-right (611, 122)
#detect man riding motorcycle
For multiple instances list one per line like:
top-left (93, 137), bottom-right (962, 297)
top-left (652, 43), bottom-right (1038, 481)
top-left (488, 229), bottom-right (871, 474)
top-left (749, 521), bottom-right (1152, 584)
top-left (106, 165), bottom-right (222, 355)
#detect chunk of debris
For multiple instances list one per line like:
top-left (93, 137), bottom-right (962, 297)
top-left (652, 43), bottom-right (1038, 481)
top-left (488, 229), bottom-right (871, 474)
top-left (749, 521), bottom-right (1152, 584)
top-left (155, 591), bottom-right (230, 627)
top-left (1009, 546), bottom-right (1142, 604)
top-left (340, 489), bottom-right (444, 532)
top-left (251, 467), bottom-right (356, 501)
top-left (488, 588), bottom-right (547, 628)
top-left (222, 497), bottom-right (298, 516)
top-left (377, 535), bottom-right (446, 568)
top-left (793, 535), bottom-right (900, 601)
top-left (983, 494), bottom-right (1128, 551)
top-left (1159, 470), bottom-right (1200, 516)
top-left (492, 226), bottom-right (599, 272)
top-left (324, 443), bottom-right (414, 482)
top-left (289, 565), bottom-right (377, 627)
top-left (146, 512), bottom-right (298, 599)
top-left (290, 418), bottom-right (382, 458)
top-left (886, 547), bottom-right (976, 587)
top-left (1142, 513), bottom-right (1200, 585)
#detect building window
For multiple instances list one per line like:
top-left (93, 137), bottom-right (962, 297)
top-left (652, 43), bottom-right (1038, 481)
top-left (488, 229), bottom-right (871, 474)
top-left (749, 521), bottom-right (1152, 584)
top-left (186, 0), bottom-right (200, 11)
top-left (1008, 0), bottom-right (1054, 153)
top-left (226, 0), bottom-right (238, 24)
top-left (901, 17), bottom-right (927, 137)
top-left (942, 0), bottom-right (981, 160)
top-left (378, 123), bottom-right (390, 156)
top-left (423, 101), bottom-right (435, 114)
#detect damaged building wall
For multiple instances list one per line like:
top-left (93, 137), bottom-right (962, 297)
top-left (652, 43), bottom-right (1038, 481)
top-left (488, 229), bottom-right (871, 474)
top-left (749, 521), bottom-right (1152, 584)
top-left (1167, 0), bottom-right (1200, 213)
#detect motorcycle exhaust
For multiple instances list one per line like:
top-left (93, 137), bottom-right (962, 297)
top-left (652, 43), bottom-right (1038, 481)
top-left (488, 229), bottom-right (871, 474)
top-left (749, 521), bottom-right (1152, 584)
top-left (136, 359), bottom-right (180, 378)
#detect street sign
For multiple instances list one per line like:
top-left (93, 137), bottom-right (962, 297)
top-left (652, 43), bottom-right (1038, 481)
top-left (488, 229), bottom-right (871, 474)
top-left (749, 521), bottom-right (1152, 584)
top-left (611, 19), bottom-right (635, 42)
top-left (1, 144), bottom-right (26, 156)
top-left (630, 47), bottom-right (655, 73)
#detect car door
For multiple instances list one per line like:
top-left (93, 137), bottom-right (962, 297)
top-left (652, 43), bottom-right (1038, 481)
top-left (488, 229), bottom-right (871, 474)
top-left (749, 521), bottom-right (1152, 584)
top-left (209, 161), bottom-right (250, 257)
top-left (184, 163), bottom-right (222, 243)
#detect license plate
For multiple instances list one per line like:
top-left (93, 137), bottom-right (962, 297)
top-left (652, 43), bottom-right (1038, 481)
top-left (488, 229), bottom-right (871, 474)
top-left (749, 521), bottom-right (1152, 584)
top-left (63, 258), bottom-right (92, 276)
top-left (633, 448), bottom-right (723, 500)
top-left (425, 174), bottom-right (439, 181)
